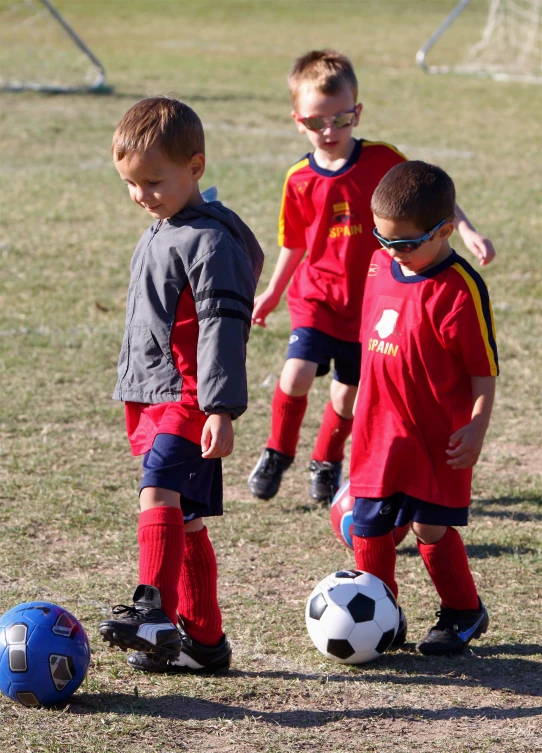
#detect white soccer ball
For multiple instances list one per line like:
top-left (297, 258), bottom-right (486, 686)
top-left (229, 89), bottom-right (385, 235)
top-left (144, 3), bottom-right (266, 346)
top-left (305, 569), bottom-right (399, 664)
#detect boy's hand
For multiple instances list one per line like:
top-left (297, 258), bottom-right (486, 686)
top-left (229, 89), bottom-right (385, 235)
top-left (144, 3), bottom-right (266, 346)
top-left (201, 413), bottom-right (234, 459)
top-left (460, 227), bottom-right (496, 267)
top-left (446, 419), bottom-right (487, 469)
top-left (252, 288), bottom-right (281, 327)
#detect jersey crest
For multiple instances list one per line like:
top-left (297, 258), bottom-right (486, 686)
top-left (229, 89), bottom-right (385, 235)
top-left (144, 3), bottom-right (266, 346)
top-left (375, 309), bottom-right (399, 339)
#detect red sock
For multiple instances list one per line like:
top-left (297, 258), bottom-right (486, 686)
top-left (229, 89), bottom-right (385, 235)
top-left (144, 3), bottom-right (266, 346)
top-left (392, 523), bottom-right (411, 546)
top-left (417, 527), bottom-right (479, 610)
top-left (267, 383), bottom-right (308, 458)
top-left (177, 527), bottom-right (223, 646)
top-left (138, 506), bottom-right (185, 624)
top-left (311, 401), bottom-right (353, 463)
top-left (353, 532), bottom-right (398, 599)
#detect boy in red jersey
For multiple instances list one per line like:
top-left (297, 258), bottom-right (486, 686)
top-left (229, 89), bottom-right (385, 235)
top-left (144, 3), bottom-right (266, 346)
top-left (350, 161), bottom-right (498, 655)
top-left (248, 49), bottom-right (496, 504)
top-left (98, 97), bottom-right (263, 673)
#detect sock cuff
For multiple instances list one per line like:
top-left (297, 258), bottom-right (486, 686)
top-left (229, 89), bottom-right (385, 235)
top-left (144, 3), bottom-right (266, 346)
top-left (138, 505), bottom-right (184, 529)
top-left (184, 526), bottom-right (210, 549)
top-left (275, 383), bottom-right (309, 405)
top-left (324, 401), bottom-right (354, 424)
top-left (416, 525), bottom-right (455, 555)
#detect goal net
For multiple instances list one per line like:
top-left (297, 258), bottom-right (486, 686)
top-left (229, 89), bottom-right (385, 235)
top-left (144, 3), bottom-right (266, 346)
top-left (0, 0), bottom-right (106, 92)
top-left (417, 0), bottom-right (542, 83)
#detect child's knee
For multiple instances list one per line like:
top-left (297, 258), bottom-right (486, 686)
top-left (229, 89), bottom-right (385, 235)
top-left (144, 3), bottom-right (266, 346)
top-left (412, 522), bottom-right (448, 544)
top-left (280, 358), bottom-right (317, 395)
top-left (330, 380), bottom-right (357, 417)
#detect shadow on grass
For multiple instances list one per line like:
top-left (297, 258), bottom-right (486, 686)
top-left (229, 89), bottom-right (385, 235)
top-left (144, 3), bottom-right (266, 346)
top-left (223, 648), bottom-right (542, 696)
top-left (70, 691), bottom-right (542, 724)
top-left (399, 543), bottom-right (538, 558)
top-left (470, 495), bottom-right (542, 522)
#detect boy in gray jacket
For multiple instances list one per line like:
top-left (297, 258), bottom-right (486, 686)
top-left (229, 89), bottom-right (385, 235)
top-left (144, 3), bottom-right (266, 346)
top-left (99, 97), bottom-right (264, 673)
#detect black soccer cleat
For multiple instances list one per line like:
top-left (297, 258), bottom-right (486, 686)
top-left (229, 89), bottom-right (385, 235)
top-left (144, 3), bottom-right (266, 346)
top-left (390, 606), bottom-right (408, 649)
top-left (309, 460), bottom-right (342, 504)
top-left (248, 447), bottom-right (294, 500)
top-left (98, 584), bottom-right (183, 661)
top-left (416, 598), bottom-right (489, 656)
top-left (127, 625), bottom-right (232, 674)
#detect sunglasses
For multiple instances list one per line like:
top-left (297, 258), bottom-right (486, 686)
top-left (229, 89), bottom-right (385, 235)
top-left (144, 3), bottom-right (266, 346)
top-left (298, 108), bottom-right (358, 132)
top-left (373, 218), bottom-right (448, 253)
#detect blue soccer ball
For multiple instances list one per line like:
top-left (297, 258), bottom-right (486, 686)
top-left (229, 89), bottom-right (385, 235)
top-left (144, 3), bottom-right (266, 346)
top-left (0, 601), bottom-right (91, 707)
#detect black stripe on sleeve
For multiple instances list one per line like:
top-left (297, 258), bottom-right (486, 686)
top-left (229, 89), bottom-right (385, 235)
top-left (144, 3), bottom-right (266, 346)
top-left (455, 256), bottom-right (499, 372)
top-left (197, 307), bottom-right (252, 327)
top-left (194, 289), bottom-right (253, 311)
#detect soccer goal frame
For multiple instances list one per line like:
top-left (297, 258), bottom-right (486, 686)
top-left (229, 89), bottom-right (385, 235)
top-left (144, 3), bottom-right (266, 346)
top-left (1, 0), bottom-right (107, 93)
top-left (416, 0), bottom-right (542, 84)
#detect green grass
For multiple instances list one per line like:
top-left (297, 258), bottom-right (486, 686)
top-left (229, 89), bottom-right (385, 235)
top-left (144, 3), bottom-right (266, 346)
top-left (0, 1), bottom-right (541, 751)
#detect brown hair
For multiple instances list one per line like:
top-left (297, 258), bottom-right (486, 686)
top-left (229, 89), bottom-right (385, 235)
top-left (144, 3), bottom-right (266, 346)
top-left (288, 49), bottom-right (358, 109)
top-left (112, 96), bottom-right (204, 163)
top-left (371, 161), bottom-right (456, 231)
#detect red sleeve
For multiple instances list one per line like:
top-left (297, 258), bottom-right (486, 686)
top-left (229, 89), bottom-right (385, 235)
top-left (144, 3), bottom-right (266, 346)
top-left (278, 174), bottom-right (307, 249)
top-left (440, 293), bottom-right (499, 376)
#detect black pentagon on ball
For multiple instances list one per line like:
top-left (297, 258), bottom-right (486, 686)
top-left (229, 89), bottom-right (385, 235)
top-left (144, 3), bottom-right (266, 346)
top-left (326, 638), bottom-right (355, 660)
top-left (335, 570), bottom-right (362, 579)
top-left (383, 583), bottom-right (398, 608)
top-left (375, 627), bottom-right (396, 654)
top-left (308, 592), bottom-right (328, 620)
top-left (347, 593), bottom-right (375, 622)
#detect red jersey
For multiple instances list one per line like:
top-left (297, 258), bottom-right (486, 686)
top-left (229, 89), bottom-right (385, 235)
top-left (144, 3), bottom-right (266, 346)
top-left (125, 286), bottom-right (206, 455)
top-left (350, 249), bottom-right (498, 508)
top-left (279, 139), bottom-right (406, 342)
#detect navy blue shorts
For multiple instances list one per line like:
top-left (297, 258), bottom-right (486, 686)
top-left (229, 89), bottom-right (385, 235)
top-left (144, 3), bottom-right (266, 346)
top-left (286, 327), bottom-right (361, 386)
top-left (352, 493), bottom-right (469, 537)
top-left (141, 433), bottom-right (223, 523)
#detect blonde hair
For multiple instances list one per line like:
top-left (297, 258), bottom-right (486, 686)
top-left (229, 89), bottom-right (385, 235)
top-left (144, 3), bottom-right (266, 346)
top-left (288, 49), bottom-right (358, 109)
top-left (112, 96), bottom-right (204, 164)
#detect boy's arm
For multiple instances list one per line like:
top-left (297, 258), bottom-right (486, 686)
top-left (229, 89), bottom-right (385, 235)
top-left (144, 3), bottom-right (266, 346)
top-left (446, 375), bottom-right (496, 469)
top-left (454, 202), bottom-right (496, 267)
top-left (252, 245), bottom-right (306, 327)
top-left (189, 239), bottom-right (260, 428)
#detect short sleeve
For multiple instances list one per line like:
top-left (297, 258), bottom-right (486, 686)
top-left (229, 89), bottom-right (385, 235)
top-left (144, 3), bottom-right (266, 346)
top-left (441, 291), bottom-right (499, 377)
top-left (278, 174), bottom-right (307, 249)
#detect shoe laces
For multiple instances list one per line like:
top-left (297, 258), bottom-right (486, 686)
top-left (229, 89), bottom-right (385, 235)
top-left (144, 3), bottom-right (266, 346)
top-left (260, 451), bottom-right (285, 477)
top-left (310, 461), bottom-right (335, 483)
top-left (111, 603), bottom-right (161, 621)
top-left (432, 607), bottom-right (460, 634)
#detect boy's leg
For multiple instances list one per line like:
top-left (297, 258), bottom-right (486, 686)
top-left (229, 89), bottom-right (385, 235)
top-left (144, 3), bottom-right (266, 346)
top-left (414, 523), bottom-right (488, 655)
top-left (99, 487), bottom-right (185, 659)
top-left (249, 357), bottom-right (317, 500)
top-left (128, 518), bottom-right (232, 674)
top-left (310, 380), bottom-right (356, 503)
top-left (176, 522), bottom-right (223, 646)
top-left (351, 495), bottom-right (407, 647)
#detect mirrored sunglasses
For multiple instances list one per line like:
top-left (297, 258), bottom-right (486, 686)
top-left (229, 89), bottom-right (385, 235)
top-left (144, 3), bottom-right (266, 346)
top-left (299, 109), bottom-right (357, 132)
top-left (373, 218), bottom-right (448, 253)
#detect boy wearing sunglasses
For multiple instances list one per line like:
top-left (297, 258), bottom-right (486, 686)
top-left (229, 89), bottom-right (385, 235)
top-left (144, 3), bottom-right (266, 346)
top-left (350, 160), bottom-right (498, 654)
top-left (249, 49), bottom-right (496, 505)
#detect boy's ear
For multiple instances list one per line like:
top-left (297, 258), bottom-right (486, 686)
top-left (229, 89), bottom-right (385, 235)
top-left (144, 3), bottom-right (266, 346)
top-left (189, 153), bottom-right (205, 180)
top-left (440, 221), bottom-right (455, 240)
top-left (353, 102), bottom-right (363, 127)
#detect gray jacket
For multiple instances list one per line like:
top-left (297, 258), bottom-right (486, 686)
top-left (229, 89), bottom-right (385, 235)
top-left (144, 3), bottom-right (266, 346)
top-left (113, 197), bottom-right (264, 419)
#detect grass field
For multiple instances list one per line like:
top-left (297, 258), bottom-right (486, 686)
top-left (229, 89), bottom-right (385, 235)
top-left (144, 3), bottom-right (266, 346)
top-left (0, 1), bottom-right (541, 751)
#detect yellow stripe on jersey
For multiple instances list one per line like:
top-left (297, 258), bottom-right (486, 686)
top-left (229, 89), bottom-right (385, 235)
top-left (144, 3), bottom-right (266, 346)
top-left (452, 262), bottom-right (499, 376)
top-left (361, 140), bottom-right (408, 161)
top-left (278, 157), bottom-right (310, 247)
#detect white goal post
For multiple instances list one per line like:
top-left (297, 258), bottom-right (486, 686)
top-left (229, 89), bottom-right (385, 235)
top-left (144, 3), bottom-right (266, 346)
top-left (0, 0), bottom-right (107, 93)
top-left (417, 0), bottom-right (542, 83)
